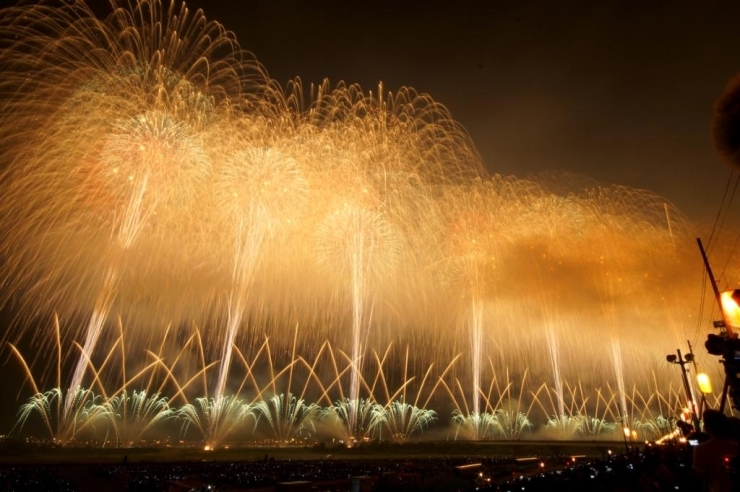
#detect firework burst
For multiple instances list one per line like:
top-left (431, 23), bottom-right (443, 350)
top-left (0, 0), bottom-right (732, 445)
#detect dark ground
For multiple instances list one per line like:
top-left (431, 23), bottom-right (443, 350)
top-left (0, 440), bottom-right (679, 491)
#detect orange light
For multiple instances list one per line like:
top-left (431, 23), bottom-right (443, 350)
top-left (721, 290), bottom-right (740, 330)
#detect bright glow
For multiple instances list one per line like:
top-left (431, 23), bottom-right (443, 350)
top-left (721, 290), bottom-right (740, 329)
top-left (654, 429), bottom-right (681, 444)
top-left (697, 373), bottom-right (713, 394)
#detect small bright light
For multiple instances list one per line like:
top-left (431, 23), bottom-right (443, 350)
top-left (623, 427), bottom-right (631, 437)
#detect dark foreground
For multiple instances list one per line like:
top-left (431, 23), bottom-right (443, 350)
top-left (0, 440), bottom-right (708, 491)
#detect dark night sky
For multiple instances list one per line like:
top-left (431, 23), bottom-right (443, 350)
top-left (173, 0), bottom-right (740, 223)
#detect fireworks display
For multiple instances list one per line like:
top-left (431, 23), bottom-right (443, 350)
top-left (0, 0), bottom-right (737, 446)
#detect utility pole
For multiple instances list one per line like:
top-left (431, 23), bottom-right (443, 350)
top-left (687, 340), bottom-right (711, 419)
top-left (667, 349), bottom-right (701, 432)
top-left (697, 237), bottom-right (740, 413)
top-left (697, 238), bottom-right (733, 337)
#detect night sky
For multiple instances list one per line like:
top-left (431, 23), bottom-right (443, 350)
top-left (11, 0), bottom-right (733, 222)
top-left (2, 0), bottom-right (740, 432)
top-left (161, 0), bottom-right (740, 223)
